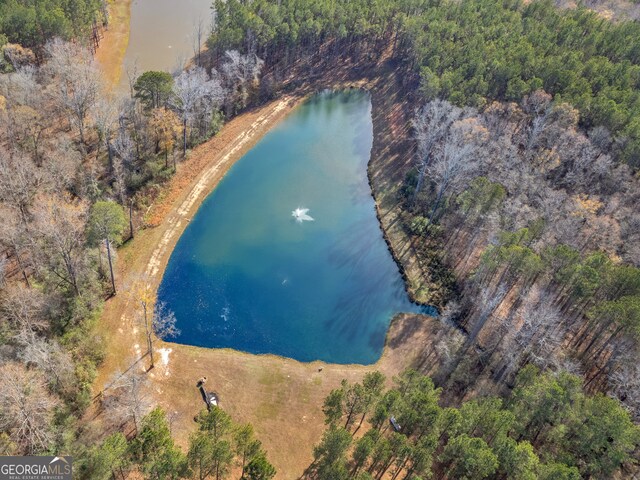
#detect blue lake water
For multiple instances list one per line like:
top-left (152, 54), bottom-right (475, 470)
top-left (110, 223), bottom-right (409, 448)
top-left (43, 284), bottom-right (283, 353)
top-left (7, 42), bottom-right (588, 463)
top-left (157, 90), bottom-right (432, 364)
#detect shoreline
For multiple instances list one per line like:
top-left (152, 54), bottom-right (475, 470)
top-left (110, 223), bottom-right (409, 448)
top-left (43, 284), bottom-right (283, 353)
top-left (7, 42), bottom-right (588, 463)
top-left (369, 157), bottom-right (440, 312)
top-left (91, 86), bottom-right (416, 370)
top-left (91, 50), bottom-right (447, 475)
top-left (364, 73), bottom-right (447, 308)
top-left (147, 87), bottom-right (436, 365)
top-left (94, 0), bottom-right (133, 88)
top-left (95, 95), bottom-right (303, 389)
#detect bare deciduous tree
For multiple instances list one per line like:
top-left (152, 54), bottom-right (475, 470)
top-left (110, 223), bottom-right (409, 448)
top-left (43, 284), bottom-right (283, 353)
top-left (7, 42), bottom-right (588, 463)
top-left (0, 208), bottom-right (33, 286)
top-left (10, 106), bottom-right (47, 164)
top-left (33, 196), bottom-right (89, 297)
top-left (0, 67), bottom-right (41, 112)
top-left (222, 50), bottom-right (264, 110)
top-left (93, 96), bottom-right (118, 165)
top-left (426, 118), bottom-right (488, 221)
top-left (46, 39), bottom-right (102, 145)
top-left (0, 149), bottom-right (45, 224)
top-left (513, 292), bottom-right (565, 371)
top-left (0, 363), bottom-right (60, 454)
top-left (172, 67), bottom-right (226, 154)
top-left (0, 284), bottom-right (47, 332)
top-left (41, 138), bottom-right (82, 195)
top-left (113, 126), bottom-right (135, 169)
top-left (133, 282), bottom-right (180, 370)
top-left (0, 254), bottom-right (6, 286)
top-left (15, 332), bottom-right (75, 396)
top-left (412, 100), bottom-right (461, 203)
top-left (191, 17), bottom-right (207, 67)
top-left (103, 369), bottom-right (151, 434)
top-left (146, 301), bottom-right (180, 369)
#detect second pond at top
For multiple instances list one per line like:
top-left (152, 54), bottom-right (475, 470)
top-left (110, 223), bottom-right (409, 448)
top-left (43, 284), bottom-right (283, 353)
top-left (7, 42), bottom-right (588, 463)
top-left (122, 0), bottom-right (213, 77)
top-left (157, 90), bottom-right (434, 364)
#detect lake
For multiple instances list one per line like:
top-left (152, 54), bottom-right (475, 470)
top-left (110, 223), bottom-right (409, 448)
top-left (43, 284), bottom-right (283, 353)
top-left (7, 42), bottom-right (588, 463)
top-left (157, 90), bottom-right (432, 364)
top-left (122, 0), bottom-right (213, 76)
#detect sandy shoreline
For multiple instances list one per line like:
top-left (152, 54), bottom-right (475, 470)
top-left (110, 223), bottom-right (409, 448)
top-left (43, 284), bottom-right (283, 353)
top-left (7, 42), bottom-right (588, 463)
top-left (95, 96), bottom-right (303, 385)
top-left (95, 0), bottom-right (133, 88)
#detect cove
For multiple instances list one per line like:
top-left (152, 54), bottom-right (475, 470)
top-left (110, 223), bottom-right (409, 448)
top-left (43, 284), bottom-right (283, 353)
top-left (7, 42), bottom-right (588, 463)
top-left (157, 90), bottom-right (433, 364)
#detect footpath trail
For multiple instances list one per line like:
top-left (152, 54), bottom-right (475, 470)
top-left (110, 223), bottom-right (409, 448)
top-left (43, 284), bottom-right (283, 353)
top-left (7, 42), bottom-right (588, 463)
top-left (95, 96), bottom-right (298, 392)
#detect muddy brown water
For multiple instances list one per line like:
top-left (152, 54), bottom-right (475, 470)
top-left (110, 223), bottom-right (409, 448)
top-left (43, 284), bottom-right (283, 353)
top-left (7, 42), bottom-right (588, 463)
top-left (121, 0), bottom-right (213, 82)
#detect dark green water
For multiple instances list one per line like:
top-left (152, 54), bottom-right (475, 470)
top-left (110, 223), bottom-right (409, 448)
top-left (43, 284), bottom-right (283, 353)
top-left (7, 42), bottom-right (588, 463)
top-left (157, 90), bottom-right (433, 364)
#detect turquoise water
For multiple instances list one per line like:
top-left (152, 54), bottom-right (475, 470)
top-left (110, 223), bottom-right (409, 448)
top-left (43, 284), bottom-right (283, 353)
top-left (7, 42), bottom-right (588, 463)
top-left (157, 90), bottom-right (433, 364)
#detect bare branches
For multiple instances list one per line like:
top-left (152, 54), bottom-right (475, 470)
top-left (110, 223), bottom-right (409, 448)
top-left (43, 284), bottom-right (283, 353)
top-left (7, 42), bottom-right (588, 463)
top-left (0, 254), bottom-right (6, 286)
top-left (0, 149), bottom-right (45, 224)
top-left (102, 369), bottom-right (151, 434)
top-left (0, 284), bottom-right (48, 332)
top-left (426, 117), bottom-right (488, 221)
top-left (93, 95), bottom-right (118, 161)
top-left (172, 66), bottom-right (227, 152)
top-left (412, 99), bottom-right (462, 202)
top-left (32, 196), bottom-right (89, 297)
top-left (45, 39), bottom-right (102, 145)
top-left (222, 50), bottom-right (264, 110)
top-left (14, 332), bottom-right (76, 396)
top-left (153, 301), bottom-right (180, 341)
top-left (0, 67), bottom-right (40, 109)
top-left (0, 363), bottom-right (60, 454)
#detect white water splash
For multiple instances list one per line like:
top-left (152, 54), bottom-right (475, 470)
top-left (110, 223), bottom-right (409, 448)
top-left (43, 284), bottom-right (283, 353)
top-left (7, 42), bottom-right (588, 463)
top-left (292, 207), bottom-right (314, 223)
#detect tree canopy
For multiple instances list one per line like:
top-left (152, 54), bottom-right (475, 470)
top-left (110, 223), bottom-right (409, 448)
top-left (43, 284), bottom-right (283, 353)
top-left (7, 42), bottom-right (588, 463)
top-left (310, 368), bottom-right (640, 479)
top-left (209, 0), bottom-right (640, 167)
top-left (0, 0), bottom-right (103, 51)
